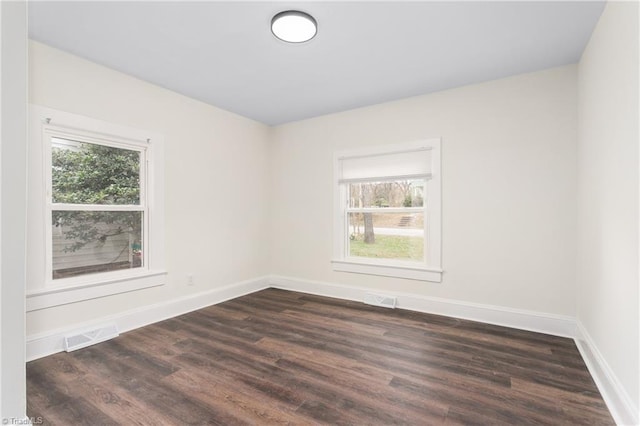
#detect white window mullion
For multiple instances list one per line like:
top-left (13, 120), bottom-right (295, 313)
top-left (50, 204), bottom-right (144, 212)
top-left (345, 207), bottom-right (424, 214)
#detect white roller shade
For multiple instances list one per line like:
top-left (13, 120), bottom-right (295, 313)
top-left (338, 148), bottom-right (432, 183)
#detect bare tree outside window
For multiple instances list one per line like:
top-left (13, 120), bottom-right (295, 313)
top-left (347, 180), bottom-right (424, 261)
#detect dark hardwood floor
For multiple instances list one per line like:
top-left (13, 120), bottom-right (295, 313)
top-left (27, 289), bottom-right (615, 425)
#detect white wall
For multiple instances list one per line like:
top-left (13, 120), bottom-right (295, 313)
top-left (270, 65), bottom-right (578, 317)
top-left (27, 41), bottom-right (271, 335)
top-left (577, 1), bottom-right (639, 422)
top-left (0, 0), bottom-right (28, 421)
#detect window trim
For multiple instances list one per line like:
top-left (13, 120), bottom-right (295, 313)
top-left (27, 105), bottom-right (166, 311)
top-left (331, 139), bottom-right (442, 282)
top-left (44, 126), bottom-right (149, 285)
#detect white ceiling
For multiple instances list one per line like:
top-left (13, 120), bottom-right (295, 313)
top-left (28, 1), bottom-right (605, 126)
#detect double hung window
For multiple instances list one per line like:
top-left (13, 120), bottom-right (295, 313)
top-left (46, 131), bottom-right (147, 281)
top-left (332, 139), bottom-right (442, 282)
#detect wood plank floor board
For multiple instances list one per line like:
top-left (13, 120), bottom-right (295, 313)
top-left (509, 378), bottom-right (612, 424)
top-left (27, 289), bottom-right (615, 425)
top-left (27, 363), bottom-right (77, 410)
top-left (162, 368), bottom-right (305, 425)
top-left (389, 374), bottom-right (565, 425)
top-left (253, 316), bottom-right (514, 392)
top-left (257, 337), bottom-right (397, 387)
top-left (51, 368), bottom-right (176, 425)
top-left (224, 306), bottom-right (486, 372)
top-left (468, 352), bottom-right (601, 396)
top-left (72, 344), bottom-right (247, 425)
top-left (182, 311), bottom-right (265, 342)
top-left (273, 356), bottom-right (450, 423)
top-left (279, 309), bottom-right (390, 337)
top-left (170, 350), bottom-right (307, 412)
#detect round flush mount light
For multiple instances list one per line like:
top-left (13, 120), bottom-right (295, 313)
top-left (271, 10), bottom-right (317, 43)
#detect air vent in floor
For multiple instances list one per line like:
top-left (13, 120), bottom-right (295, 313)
top-left (363, 293), bottom-right (397, 309)
top-left (64, 323), bottom-right (119, 352)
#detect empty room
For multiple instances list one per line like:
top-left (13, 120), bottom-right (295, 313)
top-left (0, 0), bottom-right (638, 424)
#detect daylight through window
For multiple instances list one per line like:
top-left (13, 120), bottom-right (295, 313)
top-left (48, 134), bottom-right (147, 281)
top-left (347, 179), bottom-right (425, 262)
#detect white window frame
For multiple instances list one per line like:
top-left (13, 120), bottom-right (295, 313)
top-left (331, 139), bottom-right (442, 282)
top-left (45, 127), bottom-right (149, 283)
top-left (26, 105), bottom-right (166, 311)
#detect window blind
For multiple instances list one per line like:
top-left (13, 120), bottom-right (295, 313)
top-left (338, 148), bottom-right (432, 183)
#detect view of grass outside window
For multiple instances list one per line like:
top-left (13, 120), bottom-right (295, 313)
top-left (347, 179), bottom-right (425, 262)
top-left (51, 137), bottom-right (145, 279)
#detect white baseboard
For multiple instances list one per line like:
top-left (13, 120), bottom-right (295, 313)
top-left (268, 275), bottom-right (577, 338)
top-left (575, 321), bottom-right (638, 426)
top-left (26, 276), bottom-right (269, 361)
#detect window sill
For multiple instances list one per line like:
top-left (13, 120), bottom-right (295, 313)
top-left (331, 259), bottom-right (442, 282)
top-left (26, 269), bottom-right (167, 312)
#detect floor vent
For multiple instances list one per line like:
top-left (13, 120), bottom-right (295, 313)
top-left (363, 293), bottom-right (397, 309)
top-left (64, 323), bottom-right (119, 352)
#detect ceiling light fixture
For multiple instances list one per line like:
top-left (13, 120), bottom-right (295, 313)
top-left (271, 10), bottom-right (317, 43)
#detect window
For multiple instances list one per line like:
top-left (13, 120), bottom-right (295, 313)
top-left (332, 139), bottom-right (442, 282)
top-left (27, 106), bottom-right (166, 311)
top-left (47, 134), bottom-right (146, 280)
